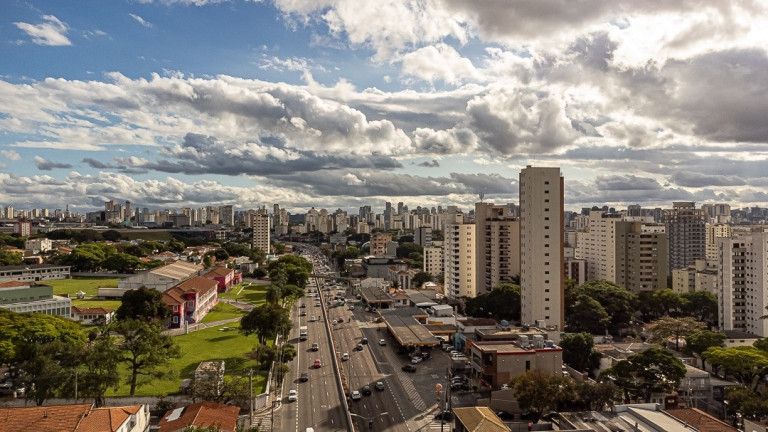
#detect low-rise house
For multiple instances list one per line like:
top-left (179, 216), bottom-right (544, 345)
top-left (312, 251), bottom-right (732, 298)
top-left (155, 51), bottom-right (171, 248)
top-left (0, 263), bottom-right (71, 283)
top-left (162, 276), bottom-right (219, 328)
top-left (71, 305), bottom-right (115, 325)
top-left (157, 401), bottom-right (240, 432)
top-left (0, 281), bottom-right (71, 318)
top-left (468, 333), bottom-right (563, 389)
top-left (204, 266), bottom-right (234, 293)
top-left (0, 403), bottom-right (149, 432)
top-left (104, 261), bottom-right (202, 297)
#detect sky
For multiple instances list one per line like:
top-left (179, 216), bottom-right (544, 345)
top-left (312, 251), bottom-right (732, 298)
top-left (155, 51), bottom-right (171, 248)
top-left (2, 1), bottom-right (768, 215)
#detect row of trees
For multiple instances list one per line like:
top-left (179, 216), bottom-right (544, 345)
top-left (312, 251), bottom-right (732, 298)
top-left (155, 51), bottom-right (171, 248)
top-left (0, 309), bottom-right (180, 406)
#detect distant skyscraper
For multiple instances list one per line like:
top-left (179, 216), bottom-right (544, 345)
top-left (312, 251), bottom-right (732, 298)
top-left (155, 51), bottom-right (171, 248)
top-left (251, 208), bottom-right (271, 253)
top-left (519, 166), bottom-right (564, 331)
top-left (219, 205), bottom-right (234, 226)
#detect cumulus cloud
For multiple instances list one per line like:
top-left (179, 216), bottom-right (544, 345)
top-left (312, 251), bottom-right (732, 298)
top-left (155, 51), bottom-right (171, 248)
top-left (400, 44), bottom-right (481, 85)
top-left (34, 156), bottom-right (73, 171)
top-left (1, 150), bottom-right (21, 161)
top-left (417, 160), bottom-right (440, 168)
top-left (15, 15), bottom-right (71, 46)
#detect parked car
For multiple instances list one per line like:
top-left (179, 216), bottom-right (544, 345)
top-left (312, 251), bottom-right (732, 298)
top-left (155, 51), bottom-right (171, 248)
top-left (411, 356), bottom-right (423, 364)
top-left (361, 337), bottom-right (368, 344)
top-left (500, 383), bottom-right (509, 390)
top-left (300, 303), bottom-right (306, 308)
top-left (300, 311), bottom-right (306, 316)
top-left (337, 317), bottom-right (344, 323)
top-left (349, 305), bottom-right (355, 310)
top-left (288, 389), bottom-right (297, 402)
top-left (351, 390), bottom-right (361, 400)
top-left (310, 316), bottom-right (316, 322)
top-left (341, 352), bottom-right (349, 361)
top-left (496, 411), bottom-right (515, 420)
top-left (378, 339), bottom-right (386, 346)
top-left (314, 359), bottom-right (322, 368)
top-left (362, 385), bottom-right (372, 396)
top-left (401, 364), bottom-right (417, 372)
top-left (356, 343), bottom-right (364, 351)
top-left (300, 372), bottom-right (308, 382)
top-left (375, 381), bottom-right (385, 391)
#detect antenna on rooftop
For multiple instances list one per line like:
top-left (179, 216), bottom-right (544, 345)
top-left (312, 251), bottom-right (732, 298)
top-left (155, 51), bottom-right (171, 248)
top-left (479, 192), bottom-right (485, 203)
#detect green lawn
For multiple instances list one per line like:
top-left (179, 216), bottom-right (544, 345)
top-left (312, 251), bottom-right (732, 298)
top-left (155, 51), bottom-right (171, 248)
top-left (219, 283), bottom-right (268, 306)
top-left (48, 277), bottom-right (119, 297)
top-left (201, 302), bottom-right (246, 323)
top-left (108, 323), bottom-right (267, 397)
top-left (71, 298), bottom-right (122, 310)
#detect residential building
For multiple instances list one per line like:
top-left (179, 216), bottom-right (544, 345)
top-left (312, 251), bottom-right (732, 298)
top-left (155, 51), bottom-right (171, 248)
top-left (219, 205), bottom-right (234, 226)
top-left (615, 221), bottom-right (669, 293)
top-left (0, 281), bottom-right (71, 318)
top-left (664, 202), bottom-right (707, 275)
top-left (719, 232), bottom-right (768, 337)
top-left (24, 237), bottom-right (53, 253)
top-left (423, 242), bottom-right (444, 278)
top-left (468, 336), bottom-right (563, 388)
top-left (14, 219), bottom-right (32, 237)
top-left (370, 232), bottom-right (392, 256)
top-left (414, 224), bottom-right (432, 247)
top-left (564, 258), bottom-right (588, 285)
top-left (71, 306), bottom-right (115, 325)
top-left (474, 202), bottom-right (520, 295)
top-left (251, 208), bottom-right (271, 253)
top-left (705, 223), bottom-right (731, 262)
top-left (0, 403), bottom-right (150, 432)
top-left (575, 211), bottom-right (623, 281)
top-left (162, 276), bottom-right (219, 328)
top-left (158, 401), bottom-right (240, 432)
top-left (519, 166), bottom-right (564, 331)
top-left (444, 219), bottom-right (475, 299)
top-left (452, 407), bottom-right (510, 432)
top-left (0, 264), bottom-right (70, 283)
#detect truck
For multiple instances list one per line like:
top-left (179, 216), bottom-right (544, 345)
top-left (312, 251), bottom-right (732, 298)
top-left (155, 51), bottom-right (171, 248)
top-left (299, 326), bottom-right (308, 341)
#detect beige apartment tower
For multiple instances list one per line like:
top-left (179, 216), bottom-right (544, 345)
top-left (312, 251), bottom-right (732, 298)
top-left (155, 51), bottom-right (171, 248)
top-left (444, 221), bottom-right (476, 300)
top-left (519, 166), bottom-right (564, 331)
top-left (475, 202), bottom-right (520, 295)
top-left (251, 209), bottom-right (271, 254)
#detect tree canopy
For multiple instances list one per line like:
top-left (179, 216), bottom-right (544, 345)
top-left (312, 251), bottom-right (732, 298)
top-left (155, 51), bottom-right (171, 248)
top-left (566, 279), bottom-right (637, 332)
top-left (601, 347), bottom-right (686, 403)
top-left (685, 330), bottom-right (725, 370)
top-left (464, 283), bottom-right (520, 322)
top-left (111, 319), bottom-right (181, 396)
top-left (702, 346), bottom-right (768, 391)
top-left (116, 286), bottom-right (170, 322)
top-left (509, 370), bottom-right (573, 423)
top-left (240, 304), bottom-right (293, 346)
top-left (647, 316), bottom-right (706, 351)
top-left (559, 332), bottom-right (602, 375)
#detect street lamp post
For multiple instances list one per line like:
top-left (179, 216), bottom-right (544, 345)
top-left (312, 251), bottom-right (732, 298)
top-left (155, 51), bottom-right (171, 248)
top-left (350, 412), bottom-right (389, 430)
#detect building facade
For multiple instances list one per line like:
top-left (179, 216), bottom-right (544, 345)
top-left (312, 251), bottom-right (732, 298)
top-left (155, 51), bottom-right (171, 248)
top-left (664, 202), bottom-right (707, 275)
top-left (251, 208), bottom-right (271, 254)
top-left (444, 221), bottom-right (476, 299)
top-left (474, 202), bottom-right (520, 295)
top-left (615, 221), bottom-right (669, 293)
top-left (519, 166), bottom-right (564, 331)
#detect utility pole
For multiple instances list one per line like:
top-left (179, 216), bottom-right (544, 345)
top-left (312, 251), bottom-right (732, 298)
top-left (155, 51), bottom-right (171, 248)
top-left (248, 368), bottom-right (253, 425)
top-left (74, 371), bottom-right (78, 401)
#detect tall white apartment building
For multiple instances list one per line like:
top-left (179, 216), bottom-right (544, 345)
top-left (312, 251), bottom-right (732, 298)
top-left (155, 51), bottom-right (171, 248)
top-left (519, 166), bottom-right (564, 331)
top-left (251, 209), bottom-right (271, 254)
top-left (664, 202), bottom-right (707, 275)
top-left (575, 211), bottom-right (623, 281)
top-left (718, 233), bottom-right (768, 337)
top-left (444, 221), bottom-right (475, 300)
top-left (706, 223), bottom-right (731, 262)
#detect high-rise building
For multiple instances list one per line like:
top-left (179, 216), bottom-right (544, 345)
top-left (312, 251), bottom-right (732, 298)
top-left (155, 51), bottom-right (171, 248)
top-left (718, 233), bottom-right (768, 337)
top-left (575, 211), bottom-right (623, 282)
top-left (474, 202), bottom-right (520, 295)
top-left (664, 202), bottom-right (706, 275)
top-left (615, 222), bottom-right (668, 293)
top-left (219, 205), bottom-right (234, 226)
top-left (414, 225), bottom-right (433, 248)
top-left (519, 166), bottom-right (564, 331)
top-left (251, 209), bottom-right (271, 254)
top-left (705, 223), bottom-right (731, 262)
top-left (444, 220), bottom-right (475, 299)
top-left (423, 242), bottom-right (444, 278)
top-left (370, 232), bottom-right (392, 256)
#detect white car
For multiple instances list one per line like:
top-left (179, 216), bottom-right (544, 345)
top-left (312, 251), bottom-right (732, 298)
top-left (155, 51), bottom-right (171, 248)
top-left (351, 390), bottom-right (361, 400)
top-left (310, 316), bottom-right (316, 322)
top-left (411, 356), bottom-right (423, 364)
top-left (288, 389), bottom-right (297, 402)
top-left (341, 352), bottom-right (350, 361)
top-left (378, 339), bottom-right (386, 346)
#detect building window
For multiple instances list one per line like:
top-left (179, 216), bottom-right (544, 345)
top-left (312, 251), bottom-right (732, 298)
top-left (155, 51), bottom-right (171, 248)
top-left (525, 360), bottom-right (531, 371)
top-left (172, 316), bottom-right (179, 323)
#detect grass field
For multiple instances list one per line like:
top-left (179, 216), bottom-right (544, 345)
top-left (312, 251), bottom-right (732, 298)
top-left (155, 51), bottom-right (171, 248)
top-left (71, 298), bottom-right (123, 310)
top-left (48, 277), bottom-right (119, 297)
top-left (200, 302), bottom-right (246, 323)
top-left (219, 283), bottom-right (269, 306)
top-left (108, 323), bottom-right (267, 397)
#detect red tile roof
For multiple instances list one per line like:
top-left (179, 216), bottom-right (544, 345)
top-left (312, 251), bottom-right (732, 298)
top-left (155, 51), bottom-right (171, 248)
top-left (158, 401), bottom-right (240, 432)
top-left (0, 403), bottom-right (92, 432)
top-left (75, 405), bottom-right (143, 432)
top-left (175, 276), bottom-right (219, 295)
top-left (204, 267), bottom-right (233, 278)
top-left (0, 280), bottom-right (29, 288)
top-left (665, 408), bottom-right (738, 432)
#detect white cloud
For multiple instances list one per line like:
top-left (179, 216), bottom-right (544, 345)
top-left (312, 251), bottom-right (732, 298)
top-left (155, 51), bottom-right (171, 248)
top-left (129, 14), bottom-right (154, 28)
top-left (400, 43), bottom-right (481, 85)
top-left (14, 15), bottom-right (72, 46)
top-left (1, 150), bottom-right (21, 161)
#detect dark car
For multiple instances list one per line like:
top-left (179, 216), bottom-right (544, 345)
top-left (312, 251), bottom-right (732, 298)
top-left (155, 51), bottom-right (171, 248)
top-left (299, 372), bottom-right (309, 382)
top-left (434, 411), bottom-right (453, 421)
top-left (362, 385), bottom-right (372, 396)
top-left (401, 364), bottom-right (417, 373)
top-left (361, 337), bottom-right (368, 344)
top-left (496, 411), bottom-right (515, 420)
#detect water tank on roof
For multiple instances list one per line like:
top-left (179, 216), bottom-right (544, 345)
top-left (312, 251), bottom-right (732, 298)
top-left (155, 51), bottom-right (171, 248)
top-left (533, 334), bottom-right (545, 348)
top-left (500, 320), bottom-right (509, 327)
top-left (545, 340), bottom-right (555, 348)
top-left (518, 335), bottom-right (529, 347)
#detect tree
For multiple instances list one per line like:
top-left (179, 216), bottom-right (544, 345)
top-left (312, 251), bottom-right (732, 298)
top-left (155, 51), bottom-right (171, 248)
top-left (268, 255), bottom-right (312, 288)
top-left (724, 386), bottom-right (768, 420)
top-left (248, 343), bottom-right (297, 370)
top-left (647, 316), bottom-right (706, 351)
top-left (680, 291), bottom-right (718, 326)
top-left (575, 380), bottom-right (622, 411)
top-left (510, 370), bottom-right (570, 423)
top-left (601, 348), bottom-right (686, 403)
top-left (702, 346), bottom-right (768, 391)
top-left (685, 330), bottom-right (726, 370)
top-left (411, 272), bottom-right (434, 288)
top-left (567, 280), bottom-right (637, 331)
top-left (102, 253), bottom-right (143, 273)
top-left (112, 319), bottom-right (181, 396)
top-left (566, 294), bottom-right (611, 334)
top-left (395, 243), bottom-right (422, 259)
top-left (559, 333), bottom-right (601, 374)
top-left (116, 286), bottom-right (170, 321)
top-left (465, 283), bottom-right (520, 322)
top-left (0, 249), bottom-right (23, 265)
top-left (78, 329), bottom-right (121, 407)
top-left (101, 229), bottom-right (122, 242)
top-left (240, 304), bottom-right (292, 346)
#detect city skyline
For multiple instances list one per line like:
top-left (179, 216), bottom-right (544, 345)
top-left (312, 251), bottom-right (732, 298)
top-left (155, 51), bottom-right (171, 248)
top-left (2, 2), bottom-right (768, 213)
